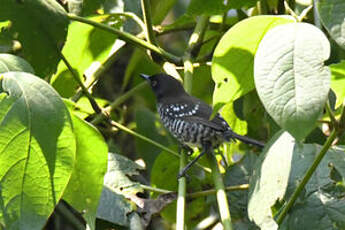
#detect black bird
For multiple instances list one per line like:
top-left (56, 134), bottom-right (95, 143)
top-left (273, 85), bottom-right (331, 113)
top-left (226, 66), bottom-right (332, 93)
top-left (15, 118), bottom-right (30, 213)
top-left (140, 73), bottom-right (264, 178)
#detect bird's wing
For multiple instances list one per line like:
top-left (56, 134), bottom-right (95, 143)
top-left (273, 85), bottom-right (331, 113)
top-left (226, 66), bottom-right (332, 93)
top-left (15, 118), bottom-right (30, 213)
top-left (161, 97), bottom-right (230, 131)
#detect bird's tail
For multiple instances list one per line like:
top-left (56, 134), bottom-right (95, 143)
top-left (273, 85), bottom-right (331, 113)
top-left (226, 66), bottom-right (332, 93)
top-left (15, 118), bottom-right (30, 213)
top-left (224, 130), bottom-right (265, 148)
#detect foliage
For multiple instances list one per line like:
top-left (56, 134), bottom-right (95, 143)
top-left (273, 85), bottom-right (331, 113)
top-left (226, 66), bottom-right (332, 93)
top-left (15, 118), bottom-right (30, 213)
top-left (1, 0), bottom-right (345, 230)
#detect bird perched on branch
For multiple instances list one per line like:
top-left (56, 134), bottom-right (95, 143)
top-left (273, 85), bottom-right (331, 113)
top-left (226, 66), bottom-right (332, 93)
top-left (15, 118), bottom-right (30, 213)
top-left (140, 73), bottom-right (264, 178)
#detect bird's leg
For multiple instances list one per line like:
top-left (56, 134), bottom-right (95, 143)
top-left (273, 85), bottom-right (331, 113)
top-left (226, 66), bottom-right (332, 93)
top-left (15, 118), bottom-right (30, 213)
top-left (177, 142), bottom-right (212, 179)
top-left (217, 148), bottom-right (229, 168)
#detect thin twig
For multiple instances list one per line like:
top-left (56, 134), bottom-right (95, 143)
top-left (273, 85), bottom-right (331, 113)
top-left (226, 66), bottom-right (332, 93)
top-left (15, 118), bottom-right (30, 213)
top-left (110, 12), bottom-right (146, 32)
top-left (59, 52), bottom-right (102, 114)
top-left (188, 184), bottom-right (249, 199)
top-left (140, 184), bottom-right (173, 194)
top-left (91, 82), bottom-right (147, 124)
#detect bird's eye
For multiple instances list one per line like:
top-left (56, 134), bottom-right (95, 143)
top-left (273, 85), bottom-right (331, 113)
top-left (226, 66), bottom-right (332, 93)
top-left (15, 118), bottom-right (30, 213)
top-left (151, 80), bottom-right (157, 87)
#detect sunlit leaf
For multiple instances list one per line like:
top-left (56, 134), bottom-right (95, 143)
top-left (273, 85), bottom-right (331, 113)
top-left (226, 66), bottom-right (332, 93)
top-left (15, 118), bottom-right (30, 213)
top-left (63, 114), bottom-right (108, 230)
top-left (0, 54), bottom-right (34, 74)
top-left (317, 0), bottom-right (345, 49)
top-left (0, 0), bottom-right (68, 77)
top-left (0, 72), bottom-right (75, 229)
top-left (254, 23), bottom-right (330, 140)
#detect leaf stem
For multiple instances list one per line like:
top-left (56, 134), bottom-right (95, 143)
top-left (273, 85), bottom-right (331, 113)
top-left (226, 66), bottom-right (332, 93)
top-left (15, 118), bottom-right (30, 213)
top-left (284, 0), bottom-right (299, 21)
top-left (275, 129), bottom-right (337, 224)
top-left (207, 154), bottom-right (233, 230)
top-left (67, 14), bottom-right (181, 65)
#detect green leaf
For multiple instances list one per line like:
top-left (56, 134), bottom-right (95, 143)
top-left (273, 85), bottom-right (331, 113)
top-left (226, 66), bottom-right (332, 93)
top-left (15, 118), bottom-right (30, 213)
top-left (249, 133), bottom-right (345, 229)
top-left (228, 0), bottom-right (259, 9)
top-left (151, 0), bottom-right (177, 24)
top-left (51, 15), bottom-right (119, 97)
top-left (254, 23), bottom-right (331, 140)
top-left (212, 15), bottom-right (294, 107)
top-left (97, 153), bottom-right (143, 227)
top-left (0, 54), bottom-right (34, 74)
top-left (281, 145), bottom-right (345, 229)
top-left (248, 131), bottom-right (295, 230)
top-left (187, 0), bottom-right (226, 16)
top-left (63, 114), bottom-right (108, 230)
top-left (225, 153), bottom-right (258, 220)
top-left (317, 0), bottom-right (345, 49)
top-left (330, 60), bottom-right (345, 108)
top-left (284, 191), bottom-right (345, 230)
top-left (0, 0), bottom-right (68, 77)
top-left (0, 72), bottom-right (75, 230)
top-left (222, 102), bottom-right (248, 136)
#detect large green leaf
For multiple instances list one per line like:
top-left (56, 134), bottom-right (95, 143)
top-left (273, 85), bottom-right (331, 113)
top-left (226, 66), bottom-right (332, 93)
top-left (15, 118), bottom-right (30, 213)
top-left (225, 153), bottom-right (258, 224)
top-left (212, 16), bottom-right (294, 107)
top-left (330, 60), bottom-right (345, 108)
top-left (0, 72), bottom-right (75, 230)
top-left (249, 132), bottom-right (345, 229)
top-left (63, 114), bottom-right (108, 230)
top-left (282, 145), bottom-right (345, 229)
top-left (0, 0), bottom-right (68, 77)
top-left (317, 0), bottom-right (345, 49)
top-left (228, 0), bottom-right (259, 9)
top-left (248, 131), bottom-right (295, 230)
top-left (187, 0), bottom-right (227, 16)
top-left (254, 23), bottom-right (331, 140)
top-left (0, 54), bottom-right (34, 74)
top-left (97, 153), bottom-right (143, 227)
top-left (51, 15), bottom-right (119, 97)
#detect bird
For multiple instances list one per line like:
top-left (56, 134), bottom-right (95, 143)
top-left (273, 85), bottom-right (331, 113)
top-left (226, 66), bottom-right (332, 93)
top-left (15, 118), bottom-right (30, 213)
top-left (140, 73), bottom-right (264, 178)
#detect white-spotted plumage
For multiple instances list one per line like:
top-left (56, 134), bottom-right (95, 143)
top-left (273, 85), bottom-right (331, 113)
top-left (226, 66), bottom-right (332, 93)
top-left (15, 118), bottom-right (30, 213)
top-left (157, 102), bottom-right (226, 147)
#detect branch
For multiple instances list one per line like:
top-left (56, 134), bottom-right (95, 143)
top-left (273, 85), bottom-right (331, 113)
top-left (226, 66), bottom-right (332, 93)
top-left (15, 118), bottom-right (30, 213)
top-left (67, 14), bottom-right (182, 65)
top-left (176, 149), bottom-right (187, 230)
top-left (141, 0), bottom-right (158, 45)
top-left (207, 154), bottom-right (233, 230)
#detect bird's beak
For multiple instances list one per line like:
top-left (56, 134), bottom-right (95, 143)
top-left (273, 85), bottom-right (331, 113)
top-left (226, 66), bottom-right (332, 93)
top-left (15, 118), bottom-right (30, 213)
top-left (139, 73), bottom-right (150, 81)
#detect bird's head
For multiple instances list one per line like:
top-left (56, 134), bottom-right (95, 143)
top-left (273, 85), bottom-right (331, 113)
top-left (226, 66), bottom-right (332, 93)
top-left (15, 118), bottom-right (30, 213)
top-left (140, 73), bottom-right (186, 101)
